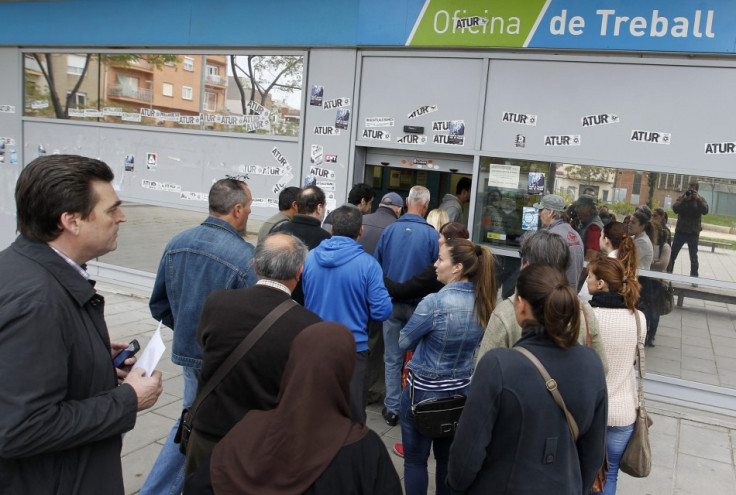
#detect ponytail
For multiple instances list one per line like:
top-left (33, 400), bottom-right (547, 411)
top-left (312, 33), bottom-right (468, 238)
top-left (588, 257), bottom-right (641, 312)
top-left (516, 264), bottom-right (580, 348)
top-left (446, 239), bottom-right (496, 326)
top-left (616, 235), bottom-right (640, 282)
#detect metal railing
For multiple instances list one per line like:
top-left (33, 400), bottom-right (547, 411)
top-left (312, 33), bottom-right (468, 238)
top-left (108, 85), bottom-right (152, 102)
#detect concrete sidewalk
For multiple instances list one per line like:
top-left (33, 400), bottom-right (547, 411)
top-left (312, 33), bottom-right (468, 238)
top-left (100, 282), bottom-right (736, 495)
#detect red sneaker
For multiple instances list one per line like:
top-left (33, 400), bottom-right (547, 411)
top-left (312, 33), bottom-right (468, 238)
top-left (393, 443), bottom-right (404, 457)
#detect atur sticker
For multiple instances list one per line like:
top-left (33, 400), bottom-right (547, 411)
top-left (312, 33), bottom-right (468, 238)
top-left (323, 97), bottom-right (351, 110)
top-left (314, 126), bottom-right (340, 135)
top-left (704, 142), bottom-right (736, 154)
top-left (362, 129), bottom-right (391, 141)
top-left (581, 114), bottom-right (619, 127)
top-left (397, 134), bottom-right (428, 145)
top-left (544, 135), bottom-right (581, 146)
top-left (502, 112), bottom-right (537, 126)
top-left (408, 105), bottom-right (438, 119)
top-left (631, 130), bottom-right (670, 145)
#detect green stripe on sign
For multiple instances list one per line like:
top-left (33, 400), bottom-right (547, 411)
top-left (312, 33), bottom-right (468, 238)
top-left (407, 0), bottom-right (548, 47)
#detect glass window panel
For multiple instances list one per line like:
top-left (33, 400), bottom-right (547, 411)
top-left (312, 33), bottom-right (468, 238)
top-left (24, 52), bottom-right (304, 137)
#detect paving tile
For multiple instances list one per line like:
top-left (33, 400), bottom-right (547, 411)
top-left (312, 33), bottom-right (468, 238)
top-left (648, 357), bottom-right (682, 377)
top-left (654, 335), bottom-right (682, 349)
top-left (649, 413), bottom-right (679, 437)
top-left (122, 410), bottom-right (175, 456)
top-left (150, 397), bottom-right (184, 422)
top-left (680, 356), bottom-right (718, 374)
top-left (717, 371), bottom-right (736, 388)
top-left (122, 442), bottom-right (162, 495)
top-left (651, 425), bottom-right (678, 468)
top-left (681, 334), bottom-right (712, 348)
top-left (678, 423), bottom-right (732, 463)
top-left (680, 369), bottom-right (721, 386)
top-left (674, 453), bottom-right (736, 494)
top-left (379, 432), bottom-right (405, 481)
top-left (715, 356), bottom-right (736, 372)
top-left (681, 345), bottom-right (714, 360)
top-left (711, 336), bottom-right (736, 350)
top-left (647, 345), bottom-right (681, 362)
top-left (617, 465), bottom-right (675, 494)
top-left (162, 374), bottom-right (185, 399)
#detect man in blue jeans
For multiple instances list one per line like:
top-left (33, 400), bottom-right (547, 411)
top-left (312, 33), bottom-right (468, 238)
top-left (375, 186), bottom-right (439, 426)
top-left (141, 178), bottom-right (257, 495)
top-left (667, 180), bottom-right (709, 279)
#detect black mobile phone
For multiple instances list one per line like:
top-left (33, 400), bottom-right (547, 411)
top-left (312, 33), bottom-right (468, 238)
top-left (113, 339), bottom-right (140, 368)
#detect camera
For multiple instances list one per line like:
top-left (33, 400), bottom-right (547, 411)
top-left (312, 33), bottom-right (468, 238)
top-left (685, 189), bottom-right (694, 197)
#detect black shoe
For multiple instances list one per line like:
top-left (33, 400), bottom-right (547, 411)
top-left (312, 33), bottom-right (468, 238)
top-left (382, 407), bottom-right (399, 426)
top-left (645, 340), bottom-right (655, 348)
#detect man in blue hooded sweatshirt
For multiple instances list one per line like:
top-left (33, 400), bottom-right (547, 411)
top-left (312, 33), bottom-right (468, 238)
top-left (303, 205), bottom-right (393, 423)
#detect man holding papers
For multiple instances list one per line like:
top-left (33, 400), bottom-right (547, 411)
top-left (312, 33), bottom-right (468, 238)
top-left (0, 155), bottom-right (163, 495)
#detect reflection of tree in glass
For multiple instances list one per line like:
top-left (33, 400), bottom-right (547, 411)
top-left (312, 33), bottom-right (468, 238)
top-left (229, 55), bottom-right (302, 116)
top-left (25, 53), bottom-right (179, 119)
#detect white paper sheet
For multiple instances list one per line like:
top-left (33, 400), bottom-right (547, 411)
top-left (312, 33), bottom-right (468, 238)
top-left (132, 322), bottom-right (165, 377)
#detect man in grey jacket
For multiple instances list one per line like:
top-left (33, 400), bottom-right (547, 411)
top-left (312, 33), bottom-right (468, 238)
top-left (534, 194), bottom-right (584, 289)
top-left (439, 177), bottom-right (471, 224)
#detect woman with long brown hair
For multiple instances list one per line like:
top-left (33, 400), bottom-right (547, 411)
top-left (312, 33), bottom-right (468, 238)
top-left (579, 221), bottom-right (639, 301)
top-left (448, 264), bottom-right (607, 493)
top-left (398, 239), bottom-right (496, 495)
top-left (587, 256), bottom-right (647, 494)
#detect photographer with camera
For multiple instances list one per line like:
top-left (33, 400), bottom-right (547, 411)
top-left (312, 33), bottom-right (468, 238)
top-left (666, 181), bottom-right (709, 279)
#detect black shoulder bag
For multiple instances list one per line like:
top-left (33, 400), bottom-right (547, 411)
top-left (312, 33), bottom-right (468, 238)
top-left (174, 298), bottom-right (296, 454)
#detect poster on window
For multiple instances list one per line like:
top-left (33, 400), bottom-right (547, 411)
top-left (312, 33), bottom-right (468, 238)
top-left (521, 207), bottom-right (539, 231)
top-left (527, 172), bottom-right (545, 195)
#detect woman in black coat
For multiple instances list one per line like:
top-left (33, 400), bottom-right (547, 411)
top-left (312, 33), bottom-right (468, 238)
top-left (447, 264), bottom-right (608, 494)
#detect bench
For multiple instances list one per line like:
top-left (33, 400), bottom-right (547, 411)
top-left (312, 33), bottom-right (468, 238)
top-left (671, 282), bottom-right (736, 308)
top-left (698, 239), bottom-right (731, 253)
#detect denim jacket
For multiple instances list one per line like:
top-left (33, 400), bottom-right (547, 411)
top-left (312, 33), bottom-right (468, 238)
top-left (150, 216), bottom-right (257, 368)
top-left (399, 281), bottom-right (483, 380)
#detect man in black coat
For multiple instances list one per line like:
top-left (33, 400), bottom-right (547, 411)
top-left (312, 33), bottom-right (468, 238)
top-left (184, 232), bottom-right (323, 476)
top-left (273, 185), bottom-right (331, 303)
top-left (0, 155), bottom-right (163, 495)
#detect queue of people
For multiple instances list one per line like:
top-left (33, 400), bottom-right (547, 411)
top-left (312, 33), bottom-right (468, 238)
top-left (1, 157), bottom-right (659, 495)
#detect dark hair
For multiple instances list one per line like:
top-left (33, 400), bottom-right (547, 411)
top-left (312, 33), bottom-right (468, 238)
top-left (439, 222), bottom-right (469, 240)
top-left (688, 180), bottom-right (699, 191)
top-left (519, 230), bottom-right (570, 271)
top-left (516, 264), bottom-right (580, 348)
top-left (587, 256), bottom-right (640, 312)
top-left (297, 186), bottom-right (326, 214)
top-left (455, 177), bottom-right (472, 195)
top-left (631, 210), bottom-right (650, 232)
top-left (209, 178), bottom-right (249, 215)
top-left (347, 183), bottom-right (375, 206)
top-left (445, 239), bottom-right (496, 326)
top-left (16, 155), bottom-right (114, 242)
top-left (653, 207), bottom-right (668, 223)
top-left (603, 221), bottom-right (639, 281)
top-left (278, 187), bottom-right (300, 211)
top-left (254, 233), bottom-right (308, 280)
top-left (331, 205), bottom-right (362, 238)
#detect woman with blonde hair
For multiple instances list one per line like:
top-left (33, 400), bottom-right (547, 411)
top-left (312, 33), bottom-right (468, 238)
top-left (587, 256), bottom-right (646, 494)
top-left (426, 208), bottom-right (450, 232)
top-left (398, 239), bottom-right (496, 495)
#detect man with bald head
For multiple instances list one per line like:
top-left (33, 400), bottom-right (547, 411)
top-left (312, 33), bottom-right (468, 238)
top-left (184, 233), bottom-right (322, 475)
